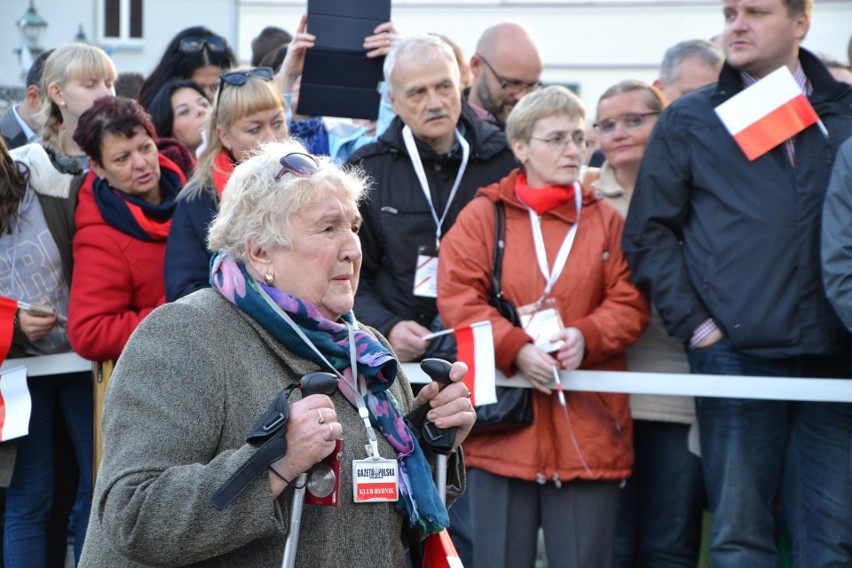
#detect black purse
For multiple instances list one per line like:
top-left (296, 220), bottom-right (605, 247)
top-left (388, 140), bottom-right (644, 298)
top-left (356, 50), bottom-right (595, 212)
top-left (472, 200), bottom-right (534, 431)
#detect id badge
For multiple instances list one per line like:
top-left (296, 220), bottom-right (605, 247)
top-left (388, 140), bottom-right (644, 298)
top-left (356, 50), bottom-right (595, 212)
top-left (352, 458), bottom-right (399, 503)
top-left (518, 297), bottom-right (565, 353)
top-left (413, 246), bottom-right (439, 298)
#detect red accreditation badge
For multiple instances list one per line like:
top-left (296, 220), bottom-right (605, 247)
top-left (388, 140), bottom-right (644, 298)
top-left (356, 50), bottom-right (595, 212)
top-left (352, 458), bottom-right (399, 503)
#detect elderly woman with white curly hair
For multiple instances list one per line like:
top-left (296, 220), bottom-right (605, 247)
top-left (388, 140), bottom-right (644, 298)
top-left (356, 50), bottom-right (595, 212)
top-left (79, 139), bottom-right (475, 568)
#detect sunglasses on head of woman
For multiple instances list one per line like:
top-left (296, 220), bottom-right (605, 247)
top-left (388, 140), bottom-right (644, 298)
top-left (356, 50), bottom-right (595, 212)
top-left (274, 153), bottom-right (320, 181)
top-left (215, 67), bottom-right (274, 107)
top-left (179, 35), bottom-right (227, 54)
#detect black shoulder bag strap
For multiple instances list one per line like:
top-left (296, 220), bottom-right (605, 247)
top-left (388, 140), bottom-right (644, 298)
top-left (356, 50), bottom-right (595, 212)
top-left (489, 200), bottom-right (520, 326)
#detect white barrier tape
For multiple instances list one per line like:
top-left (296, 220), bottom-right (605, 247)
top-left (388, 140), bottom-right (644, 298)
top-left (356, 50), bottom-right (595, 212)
top-left (2, 353), bottom-right (849, 403)
top-left (1, 352), bottom-right (91, 377)
top-left (402, 364), bottom-right (852, 403)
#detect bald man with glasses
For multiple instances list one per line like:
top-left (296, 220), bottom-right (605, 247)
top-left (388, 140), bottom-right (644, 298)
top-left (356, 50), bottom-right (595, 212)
top-left (467, 22), bottom-right (544, 128)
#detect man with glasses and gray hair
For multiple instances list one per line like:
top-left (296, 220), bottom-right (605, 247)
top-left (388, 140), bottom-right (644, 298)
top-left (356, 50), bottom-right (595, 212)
top-left (467, 22), bottom-right (544, 128)
top-left (348, 35), bottom-right (515, 566)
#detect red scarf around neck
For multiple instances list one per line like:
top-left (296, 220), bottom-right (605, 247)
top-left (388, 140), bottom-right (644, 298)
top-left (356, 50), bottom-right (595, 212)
top-left (212, 149), bottom-right (236, 196)
top-left (514, 172), bottom-right (575, 215)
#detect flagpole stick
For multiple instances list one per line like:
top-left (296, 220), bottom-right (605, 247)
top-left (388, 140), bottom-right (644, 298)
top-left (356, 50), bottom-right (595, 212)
top-left (421, 328), bottom-right (456, 341)
top-left (552, 366), bottom-right (567, 409)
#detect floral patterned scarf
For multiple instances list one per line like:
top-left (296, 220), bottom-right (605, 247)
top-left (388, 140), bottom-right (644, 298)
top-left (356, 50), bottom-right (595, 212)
top-left (210, 253), bottom-right (448, 534)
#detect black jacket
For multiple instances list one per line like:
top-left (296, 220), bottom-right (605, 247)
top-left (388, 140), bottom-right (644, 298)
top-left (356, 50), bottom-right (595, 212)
top-left (164, 187), bottom-right (218, 302)
top-left (623, 48), bottom-right (852, 357)
top-left (349, 105), bottom-right (516, 336)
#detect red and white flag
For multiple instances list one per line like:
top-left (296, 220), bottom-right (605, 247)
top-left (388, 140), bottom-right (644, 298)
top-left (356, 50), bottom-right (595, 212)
top-left (0, 366), bottom-right (31, 442)
top-left (0, 296), bottom-right (18, 363)
top-left (714, 66), bottom-right (818, 161)
top-left (454, 321), bottom-right (497, 407)
top-left (423, 528), bottom-right (464, 568)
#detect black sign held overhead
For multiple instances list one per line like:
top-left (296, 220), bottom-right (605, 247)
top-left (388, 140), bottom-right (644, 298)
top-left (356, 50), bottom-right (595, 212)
top-left (298, 0), bottom-right (391, 120)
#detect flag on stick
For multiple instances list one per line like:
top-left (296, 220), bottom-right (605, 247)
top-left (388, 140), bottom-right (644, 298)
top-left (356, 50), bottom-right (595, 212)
top-left (714, 66), bottom-right (818, 161)
top-left (0, 296), bottom-right (18, 363)
top-left (454, 321), bottom-right (497, 406)
top-left (423, 528), bottom-right (464, 568)
top-left (0, 366), bottom-right (31, 442)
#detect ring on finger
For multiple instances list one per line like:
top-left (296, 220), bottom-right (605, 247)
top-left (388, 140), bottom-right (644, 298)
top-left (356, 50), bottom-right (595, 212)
top-left (326, 422), bottom-right (334, 440)
top-left (315, 408), bottom-right (326, 424)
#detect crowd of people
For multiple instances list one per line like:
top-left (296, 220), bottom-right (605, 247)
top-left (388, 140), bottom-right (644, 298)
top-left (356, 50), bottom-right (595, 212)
top-left (0, 0), bottom-right (851, 566)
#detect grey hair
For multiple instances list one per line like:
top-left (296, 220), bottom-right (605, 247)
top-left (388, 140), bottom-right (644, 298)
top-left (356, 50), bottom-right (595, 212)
top-left (505, 85), bottom-right (585, 144)
top-left (207, 140), bottom-right (369, 262)
top-left (658, 39), bottom-right (723, 87)
top-left (384, 35), bottom-right (459, 97)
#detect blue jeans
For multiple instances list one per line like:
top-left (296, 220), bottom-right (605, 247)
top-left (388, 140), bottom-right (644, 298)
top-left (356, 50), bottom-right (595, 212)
top-left (614, 420), bottom-right (706, 568)
top-left (4, 371), bottom-right (93, 568)
top-left (688, 338), bottom-right (852, 568)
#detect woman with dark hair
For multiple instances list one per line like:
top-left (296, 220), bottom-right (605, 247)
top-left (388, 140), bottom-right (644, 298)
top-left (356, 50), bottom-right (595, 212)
top-left (0, 136), bottom-right (93, 564)
top-left (137, 26), bottom-right (236, 110)
top-left (68, 96), bottom-right (186, 363)
top-left (147, 78), bottom-right (211, 156)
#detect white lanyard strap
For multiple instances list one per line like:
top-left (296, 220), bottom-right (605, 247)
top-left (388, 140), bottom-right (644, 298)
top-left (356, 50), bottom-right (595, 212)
top-left (401, 125), bottom-right (470, 246)
top-left (256, 288), bottom-right (381, 458)
top-left (527, 183), bottom-right (582, 299)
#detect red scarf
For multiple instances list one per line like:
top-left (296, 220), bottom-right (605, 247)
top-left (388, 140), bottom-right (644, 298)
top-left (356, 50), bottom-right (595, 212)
top-left (212, 149), bottom-right (236, 196)
top-left (514, 172), bottom-right (575, 215)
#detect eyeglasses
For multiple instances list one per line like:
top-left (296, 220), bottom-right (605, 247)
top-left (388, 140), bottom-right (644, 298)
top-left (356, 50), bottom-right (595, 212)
top-left (594, 112), bottom-right (661, 136)
top-left (215, 67), bottom-right (274, 107)
top-left (476, 54), bottom-right (542, 95)
top-left (530, 132), bottom-right (589, 151)
top-left (274, 153), bottom-right (320, 182)
top-left (179, 35), bottom-right (227, 54)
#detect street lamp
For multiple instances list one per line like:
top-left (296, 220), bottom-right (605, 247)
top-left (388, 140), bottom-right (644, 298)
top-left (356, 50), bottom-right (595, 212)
top-left (74, 23), bottom-right (89, 44)
top-left (17, 1), bottom-right (48, 57)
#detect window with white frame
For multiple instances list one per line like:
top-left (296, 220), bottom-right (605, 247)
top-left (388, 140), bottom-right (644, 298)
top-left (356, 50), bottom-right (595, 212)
top-left (101, 0), bottom-right (143, 43)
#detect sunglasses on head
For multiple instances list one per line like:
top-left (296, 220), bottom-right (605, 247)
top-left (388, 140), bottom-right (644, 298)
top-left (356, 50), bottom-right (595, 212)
top-left (274, 153), bottom-right (320, 181)
top-left (179, 35), bottom-right (227, 54)
top-left (215, 67), bottom-right (274, 106)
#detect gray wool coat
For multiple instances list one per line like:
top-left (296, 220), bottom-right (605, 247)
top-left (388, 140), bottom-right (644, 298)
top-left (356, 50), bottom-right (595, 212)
top-left (78, 289), bottom-right (464, 568)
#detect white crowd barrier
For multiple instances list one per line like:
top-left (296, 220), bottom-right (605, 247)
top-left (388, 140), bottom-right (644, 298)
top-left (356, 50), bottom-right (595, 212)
top-left (2, 352), bottom-right (850, 404)
top-left (1, 352), bottom-right (91, 376)
top-left (402, 364), bottom-right (852, 403)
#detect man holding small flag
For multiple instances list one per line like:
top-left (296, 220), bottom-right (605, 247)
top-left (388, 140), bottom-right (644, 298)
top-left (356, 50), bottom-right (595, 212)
top-left (623, 0), bottom-right (852, 565)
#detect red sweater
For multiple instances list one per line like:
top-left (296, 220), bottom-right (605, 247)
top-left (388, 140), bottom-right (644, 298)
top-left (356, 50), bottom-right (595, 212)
top-left (68, 167), bottom-right (175, 362)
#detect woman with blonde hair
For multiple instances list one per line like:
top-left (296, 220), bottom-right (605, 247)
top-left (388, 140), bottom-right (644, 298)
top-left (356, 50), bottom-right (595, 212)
top-left (590, 79), bottom-right (706, 568)
top-left (165, 67), bottom-right (288, 301)
top-left (37, 44), bottom-right (117, 165)
top-left (438, 85), bottom-right (649, 567)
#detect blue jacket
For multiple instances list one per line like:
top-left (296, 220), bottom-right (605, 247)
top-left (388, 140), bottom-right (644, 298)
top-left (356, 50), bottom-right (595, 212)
top-left (623, 48), bottom-right (852, 358)
top-left (164, 187), bottom-right (218, 302)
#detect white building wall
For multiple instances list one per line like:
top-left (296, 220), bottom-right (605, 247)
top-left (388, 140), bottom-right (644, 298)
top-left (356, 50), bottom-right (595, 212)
top-left (1, 0), bottom-right (849, 119)
top-left (237, 0), bottom-right (852, 116)
top-left (0, 0), bottom-right (235, 87)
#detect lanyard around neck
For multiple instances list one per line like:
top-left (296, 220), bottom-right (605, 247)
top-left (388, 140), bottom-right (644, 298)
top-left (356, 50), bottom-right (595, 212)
top-left (524, 183), bottom-right (583, 302)
top-left (256, 288), bottom-right (382, 458)
top-left (401, 125), bottom-right (470, 247)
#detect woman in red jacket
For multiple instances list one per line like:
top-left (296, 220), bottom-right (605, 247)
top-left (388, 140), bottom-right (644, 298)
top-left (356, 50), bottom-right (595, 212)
top-left (437, 85), bottom-right (650, 567)
top-left (68, 96), bottom-right (186, 362)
